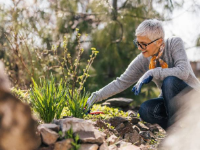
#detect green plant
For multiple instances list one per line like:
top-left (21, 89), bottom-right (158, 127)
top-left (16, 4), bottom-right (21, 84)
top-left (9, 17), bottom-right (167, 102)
top-left (11, 87), bottom-right (30, 104)
top-left (150, 139), bottom-right (157, 145)
top-left (9, 28), bottom-right (98, 119)
top-left (30, 76), bottom-right (67, 123)
top-left (156, 132), bottom-right (166, 138)
top-left (65, 128), bottom-right (80, 150)
top-left (55, 29), bottom-right (98, 118)
top-left (61, 106), bottom-right (72, 117)
top-left (84, 104), bottom-right (128, 121)
top-left (105, 123), bottom-right (115, 130)
top-left (57, 29), bottom-right (99, 92)
top-left (66, 89), bottom-right (90, 118)
top-left (58, 128), bottom-right (80, 150)
top-left (137, 113), bottom-right (140, 119)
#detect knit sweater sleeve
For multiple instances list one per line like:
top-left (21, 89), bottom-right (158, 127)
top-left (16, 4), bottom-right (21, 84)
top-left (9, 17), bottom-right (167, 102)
top-left (152, 37), bottom-right (190, 81)
top-left (92, 53), bottom-right (148, 103)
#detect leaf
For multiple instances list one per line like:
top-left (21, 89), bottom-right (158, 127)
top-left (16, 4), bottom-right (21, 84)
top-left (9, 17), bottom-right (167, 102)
top-left (30, 76), bottom-right (67, 123)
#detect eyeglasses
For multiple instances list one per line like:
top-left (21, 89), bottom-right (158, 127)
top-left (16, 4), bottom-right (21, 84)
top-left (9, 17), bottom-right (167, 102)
top-left (133, 38), bottom-right (161, 50)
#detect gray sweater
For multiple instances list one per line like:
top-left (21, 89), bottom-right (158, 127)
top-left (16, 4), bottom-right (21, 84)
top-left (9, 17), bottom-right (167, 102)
top-left (92, 36), bottom-right (200, 102)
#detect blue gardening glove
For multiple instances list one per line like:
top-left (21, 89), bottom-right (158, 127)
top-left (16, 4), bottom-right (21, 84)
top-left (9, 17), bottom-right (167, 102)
top-left (83, 107), bottom-right (91, 115)
top-left (132, 70), bottom-right (153, 95)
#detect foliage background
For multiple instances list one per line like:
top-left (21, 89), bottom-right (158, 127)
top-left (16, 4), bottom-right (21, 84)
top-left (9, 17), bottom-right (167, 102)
top-left (0, 0), bottom-right (199, 106)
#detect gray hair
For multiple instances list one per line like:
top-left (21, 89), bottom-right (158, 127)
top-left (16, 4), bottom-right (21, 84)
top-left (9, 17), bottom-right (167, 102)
top-left (135, 19), bottom-right (165, 41)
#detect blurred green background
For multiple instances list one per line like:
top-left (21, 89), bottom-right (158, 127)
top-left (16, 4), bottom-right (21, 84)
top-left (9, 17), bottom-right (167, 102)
top-left (0, 0), bottom-right (200, 106)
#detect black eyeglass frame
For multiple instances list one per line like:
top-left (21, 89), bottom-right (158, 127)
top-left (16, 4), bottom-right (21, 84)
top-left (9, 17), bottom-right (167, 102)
top-left (133, 38), bottom-right (161, 50)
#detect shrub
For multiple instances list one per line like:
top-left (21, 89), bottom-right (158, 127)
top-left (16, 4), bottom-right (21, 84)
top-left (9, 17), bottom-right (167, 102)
top-left (58, 29), bottom-right (98, 118)
top-left (30, 76), bottom-right (67, 123)
top-left (29, 29), bottom-right (99, 120)
top-left (65, 89), bottom-right (90, 118)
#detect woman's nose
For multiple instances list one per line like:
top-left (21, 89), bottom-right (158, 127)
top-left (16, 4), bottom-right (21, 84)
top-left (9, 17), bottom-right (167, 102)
top-left (138, 46), bottom-right (142, 51)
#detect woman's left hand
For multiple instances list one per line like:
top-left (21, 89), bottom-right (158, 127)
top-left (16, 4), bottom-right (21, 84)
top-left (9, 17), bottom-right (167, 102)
top-left (132, 70), bottom-right (153, 95)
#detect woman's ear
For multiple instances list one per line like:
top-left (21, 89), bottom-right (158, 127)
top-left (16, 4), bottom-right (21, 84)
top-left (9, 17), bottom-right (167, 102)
top-left (158, 38), bottom-right (163, 47)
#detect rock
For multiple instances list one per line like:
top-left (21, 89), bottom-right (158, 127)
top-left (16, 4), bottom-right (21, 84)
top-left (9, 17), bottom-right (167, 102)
top-left (102, 102), bottom-right (111, 107)
top-left (0, 62), bottom-right (40, 150)
top-left (139, 131), bottom-right (155, 142)
top-left (115, 140), bottom-right (132, 148)
top-left (102, 129), bottom-right (113, 138)
top-left (120, 144), bottom-right (140, 150)
top-left (108, 117), bottom-right (129, 128)
top-left (76, 129), bottom-right (106, 144)
top-left (0, 89), bottom-right (41, 150)
top-left (39, 127), bottom-right (59, 145)
top-left (127, 110), bottom-right (137, 117)
top-left (79, 144), bottom-right (99, 150)
top-left (38, 145), bottom-right (54, 150)
top-left (117, 122), bottom-right (134, 137)
top-left (131, 117), bottom-right (140, 125)
top-left (145, 123), bottom-right (165, 133)
top-left (95, 120), bottom-right (118, 137)
top-left (54, 139), bottom-right (73, 150)
top-left (116, 123), bottom-right (125, 131)
top-left (106, 135), bottom-right (118, 145)
top-left (139, 144), bottom-right (149, 150)
top-left (108, 144), bottom-right (118, 150)
top-left (124, 130), bottom-right (140, 144)
top-left (95, 119), bottom-right (109, 129)
top-left (99, 142), bottom-right (109, 150)
top-left (132, 125), bottom-right (140, 133)
top-left (103, 98), bottom-right (133, 107)
top-left (52, 119), bottom-right (60, 125)
top-left (38, 124), bottom-right (60, 132)
top-left (58, 118), bottom-right (95, 134)
top-left (136, 122), bottom-right (149, 131)
top-left (145, 123), bottom-right (159, 133)
top-left (139, 137), bottom-right (146, 145)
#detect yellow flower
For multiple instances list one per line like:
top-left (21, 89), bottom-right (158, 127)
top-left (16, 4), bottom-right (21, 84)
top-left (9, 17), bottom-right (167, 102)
top-left (79, 76), bottom-right (83, 79)
top-left (91, 47), bottom-right (96, 51)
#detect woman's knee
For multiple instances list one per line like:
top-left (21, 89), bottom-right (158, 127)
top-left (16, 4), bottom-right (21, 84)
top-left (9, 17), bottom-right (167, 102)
top-left (162, 76), bottom-right (180, 89)
top-left (139, 102), bottom-right (149, 121)
top-left (162, 76), bottom-right (188, 96)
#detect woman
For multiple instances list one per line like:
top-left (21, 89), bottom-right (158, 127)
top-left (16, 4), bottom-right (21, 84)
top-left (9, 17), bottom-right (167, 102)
top-left (87, 19), bottom-right (200, 130)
